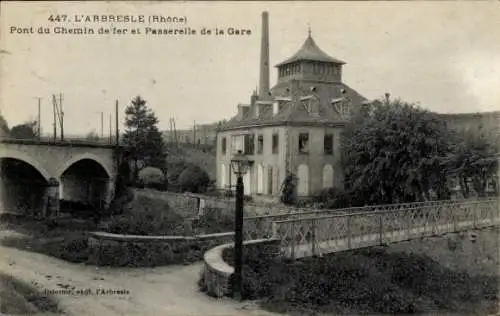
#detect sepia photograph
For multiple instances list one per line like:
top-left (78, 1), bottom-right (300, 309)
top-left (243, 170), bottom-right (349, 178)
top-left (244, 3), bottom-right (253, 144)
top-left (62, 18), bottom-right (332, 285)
top-left (0, 1), bottom-right (499, 315)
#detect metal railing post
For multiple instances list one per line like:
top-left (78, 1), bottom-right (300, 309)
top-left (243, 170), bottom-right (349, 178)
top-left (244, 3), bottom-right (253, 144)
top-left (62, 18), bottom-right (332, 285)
top-left (346, 216), bottom-right (351, 249)
top-left (311, 219), bottom-right (316, 256)
top-left (271, 221), bottom-right (277, 238)
top-left (473, 204), bottom-right (478, 229)
top-left (290, 223), bottom-right (296, 260)
top-left (407, 210), bottom-right (411, 239)
top-left (379, 214), bottom-right (384, 245)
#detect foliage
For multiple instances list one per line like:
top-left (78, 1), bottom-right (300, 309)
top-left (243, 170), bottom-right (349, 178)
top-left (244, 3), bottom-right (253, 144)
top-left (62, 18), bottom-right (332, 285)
top-left (341, 98), bottom-right (460, 205)
top-left (178, 165), bottom-right (210, 193)
top-left (280, 173), bottom-right (297, 205)
top-left (0, 272), bottom-right (62, 314)
top-left (106, 198), bottom-right (186, 236)
top-left (311, 187), bottom-right (353, 209)
top-left (85, 131), bottom-right (100, 141)
top-left (107, 155), bottom-right (133, 215)
top-left (193, 209), bottom-right (234, 234)
top-left (450, 131), bottom-right (498, 197)
top-left (215, 119), bottom-right (228, 132)
top-left (137, 166), bottom-right (167, 190)
top-left (9, 120), bottom-right (38, 139)
top-left (0, 113), bottom-right (9, 134)
top-left (208, 244), bottom-right (498, 314)
top-left (122, 96), bottom-right (167, 179)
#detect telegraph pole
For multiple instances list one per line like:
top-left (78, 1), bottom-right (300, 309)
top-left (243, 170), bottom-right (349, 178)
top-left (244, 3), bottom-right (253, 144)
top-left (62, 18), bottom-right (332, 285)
top-left (109, 114), bottom-right (112, 144)
top-left (59, 93), bottom-right (64, 141)
top-left (169, 118), bottom-right (173, 143)
top-left (193, 120), bottom-right (196, 147)
top-left (37, 97), bottom-right (41, 139)
top-left (52, 95), bottom-right (57, 141)
top-left (100, 112), bottom-right (104, 138)
top-left (115, 100), bottom-right (119, 145)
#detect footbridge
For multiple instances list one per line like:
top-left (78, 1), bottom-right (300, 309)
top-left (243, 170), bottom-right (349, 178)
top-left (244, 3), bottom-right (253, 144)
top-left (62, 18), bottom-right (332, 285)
top-left (243, 198), bottom-right (499, 259)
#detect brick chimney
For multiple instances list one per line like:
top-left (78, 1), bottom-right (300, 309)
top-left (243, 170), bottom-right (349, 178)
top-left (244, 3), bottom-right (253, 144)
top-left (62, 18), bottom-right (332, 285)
top-left (259, 11), bottom-right (270, 99)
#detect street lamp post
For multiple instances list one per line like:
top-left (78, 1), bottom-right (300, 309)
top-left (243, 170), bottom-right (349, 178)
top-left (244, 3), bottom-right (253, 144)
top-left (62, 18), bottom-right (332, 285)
top-left (230, 150), bottom-right (251, 301)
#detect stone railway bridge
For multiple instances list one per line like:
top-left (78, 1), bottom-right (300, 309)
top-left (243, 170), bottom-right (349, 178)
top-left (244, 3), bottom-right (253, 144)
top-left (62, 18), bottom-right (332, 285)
top-left (0, 138), bottom-right (128, 217)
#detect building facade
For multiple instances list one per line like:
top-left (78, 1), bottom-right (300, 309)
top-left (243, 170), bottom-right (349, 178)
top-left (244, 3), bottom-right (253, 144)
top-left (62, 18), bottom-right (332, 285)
top-left (216, 12), bottom-right (366, 198)
top-left (163, 123), bottom-right (218, 146)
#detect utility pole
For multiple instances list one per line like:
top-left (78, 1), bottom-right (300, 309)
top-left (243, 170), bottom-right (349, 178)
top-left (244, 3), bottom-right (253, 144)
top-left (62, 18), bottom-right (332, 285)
top-left (59, 93), bottom-right (64, 141)
top-left (172, 117), bottom-right (178, 147)
top-left (37, 97), bottom-right (41, 139)
top-left (52, 95), bottom-right (57, 141)
top-left (169, 118), bottom-right (173, 143)
top-left (193, 120), bottom-right (196, 147)
top-left (109, 114), bottom-right (112, 144)
top-left (101, 111), bottom-right (104, 138)
top-left (115, 100), bottom-right (119, 145)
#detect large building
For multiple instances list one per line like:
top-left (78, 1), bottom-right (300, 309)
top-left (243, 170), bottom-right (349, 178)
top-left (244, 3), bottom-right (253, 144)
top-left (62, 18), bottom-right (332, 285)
top-left (439, 111), bottom-right (500, 142)
top-left (216, 12), bottom-right (366, 198)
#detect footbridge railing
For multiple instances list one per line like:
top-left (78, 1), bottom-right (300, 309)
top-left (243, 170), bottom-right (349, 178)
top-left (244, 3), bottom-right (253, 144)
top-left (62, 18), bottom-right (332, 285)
top-left (270, 198), bottom-right (499, 259)
top-left (242, 198), bottom-right (496, 240)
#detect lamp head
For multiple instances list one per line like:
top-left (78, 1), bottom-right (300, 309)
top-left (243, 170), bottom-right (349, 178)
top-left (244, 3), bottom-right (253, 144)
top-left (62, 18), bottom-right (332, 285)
top-left (231, 150), bottom-right (251, 176)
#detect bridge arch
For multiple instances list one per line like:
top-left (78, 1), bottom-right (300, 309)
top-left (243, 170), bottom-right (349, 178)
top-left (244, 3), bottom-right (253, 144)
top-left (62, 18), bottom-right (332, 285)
top-left (56, 153), bottom-right (112, 179)
top-left (57, 153), bottom-right (113, 212)
top-left (0, 149), bottom-right (51, 180)
top-left (0, 150), bottom-right (51, 215)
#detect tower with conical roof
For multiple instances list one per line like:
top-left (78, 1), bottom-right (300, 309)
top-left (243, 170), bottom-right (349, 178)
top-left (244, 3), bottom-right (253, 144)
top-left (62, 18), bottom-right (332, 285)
top-left (216, 12), bottom-right (367, 200)
top-left (275, 29), bottom-right (345, 84)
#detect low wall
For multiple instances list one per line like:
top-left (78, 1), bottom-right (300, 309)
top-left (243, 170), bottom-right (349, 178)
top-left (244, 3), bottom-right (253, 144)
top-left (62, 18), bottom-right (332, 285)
top-left (88, 231), bottom-right (234, 266)
top-left (133, 188), bottom-right (323, 218)
top-left (200, 238), bottom-right (281, 298)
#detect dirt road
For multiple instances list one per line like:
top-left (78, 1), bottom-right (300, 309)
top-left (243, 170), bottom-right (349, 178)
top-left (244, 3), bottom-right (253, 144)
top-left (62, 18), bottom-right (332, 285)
top-left (0, 230), bottom-right (281, 316)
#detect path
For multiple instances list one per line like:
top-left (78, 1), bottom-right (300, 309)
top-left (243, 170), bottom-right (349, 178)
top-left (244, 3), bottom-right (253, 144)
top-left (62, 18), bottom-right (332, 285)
top-left (0, 230), bottom-right (281, 316)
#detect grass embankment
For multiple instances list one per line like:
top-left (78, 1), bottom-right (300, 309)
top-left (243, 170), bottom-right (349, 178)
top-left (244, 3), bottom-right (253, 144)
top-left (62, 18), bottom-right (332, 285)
top-left (215, 228), bottom-right (499, 315)
top-left (0, 194), bottom-right (233, 266)
top-left (0, 272), bottom-right (62, 315)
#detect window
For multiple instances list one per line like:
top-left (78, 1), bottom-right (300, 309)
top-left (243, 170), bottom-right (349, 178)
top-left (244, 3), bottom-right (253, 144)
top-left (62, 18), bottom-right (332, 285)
top-left (272, 134), bottom-right (279, 154)
top-left (257, 135), bottom-right (264, 154)
top-left (221, 137), bottom-right (227, 154)
top-left (298, 133), bottom-right (309, 154)
top-left (324, 134), bottom-right (333, 155)
top-left (245, 134), bottom-right (255, 154)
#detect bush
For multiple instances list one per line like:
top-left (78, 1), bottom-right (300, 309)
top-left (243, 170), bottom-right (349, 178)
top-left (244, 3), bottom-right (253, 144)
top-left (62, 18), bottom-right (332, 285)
top-left (194, 209), bottom-right (234, 234)
top-left (280, 174), bottom-right (297, 205)
top-left (105, 199), bottom-right (186, 236)
top-left (178, 165), bottom-right (210, 193)
top-left (138, 166), bottom-right (166, 190)
top-left (310, 187), bottom-right (353, 209)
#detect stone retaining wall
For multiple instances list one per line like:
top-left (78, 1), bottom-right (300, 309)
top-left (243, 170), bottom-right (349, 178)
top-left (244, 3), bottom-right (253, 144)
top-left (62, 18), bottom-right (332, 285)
top-left (88, 231), bottom-right (234, 266)
top-left (201, 238), bottom-right (281, 298)
top-left (133, 188), bottom-right (322, 218)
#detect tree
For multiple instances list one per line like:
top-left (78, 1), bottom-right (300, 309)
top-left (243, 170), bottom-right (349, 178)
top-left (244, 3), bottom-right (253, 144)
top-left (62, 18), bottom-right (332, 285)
top-left (86, 131), bottom-right (100, 141)
top-left (450, 130), bottom-right (498, 197)
top-left (9, 120), bottom-right (38, 139)
top-left (215, 119), bottom-right (228, 132)
top-left (341, 97), bottom-right (455, 206)
top-left (178, 165), bottom-right (210, 193)
top-left (122, 96), bottom-right (167, 180)
top-left (0, 114), bottom-right (9, 135)
top-left (280, 173), bottom-right (297, 205)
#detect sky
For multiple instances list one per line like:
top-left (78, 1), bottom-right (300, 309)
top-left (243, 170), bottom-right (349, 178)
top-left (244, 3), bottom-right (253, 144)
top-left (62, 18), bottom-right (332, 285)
top-left (1, 1), bottom-right (500, 136)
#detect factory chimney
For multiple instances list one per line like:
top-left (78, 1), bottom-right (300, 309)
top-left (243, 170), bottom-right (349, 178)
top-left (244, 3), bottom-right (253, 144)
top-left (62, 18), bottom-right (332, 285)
top-left (259, 11), bottom-right (270, 99)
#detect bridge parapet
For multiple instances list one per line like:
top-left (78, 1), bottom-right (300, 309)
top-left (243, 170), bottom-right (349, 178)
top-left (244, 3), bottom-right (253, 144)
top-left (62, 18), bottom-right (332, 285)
top-left (270, 198), bottom-right (500, 259)
top-left (0, 136), bottom-right (123, 148)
